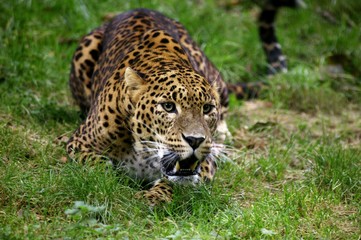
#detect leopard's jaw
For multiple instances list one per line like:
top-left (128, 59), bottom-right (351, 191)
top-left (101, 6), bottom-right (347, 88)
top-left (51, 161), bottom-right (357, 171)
top-left (166, 175), bottom-right (201, 185)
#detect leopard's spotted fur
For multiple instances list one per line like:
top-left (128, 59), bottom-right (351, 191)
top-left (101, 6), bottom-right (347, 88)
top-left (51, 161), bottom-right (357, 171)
top-left (67, 9), bottom-right (226, 204)
top-left (67, 1), bottom-right (301, 204)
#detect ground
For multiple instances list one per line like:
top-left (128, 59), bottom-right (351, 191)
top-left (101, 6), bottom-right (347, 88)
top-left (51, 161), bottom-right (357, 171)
top-left (0, 0), bottom-right (360, 239)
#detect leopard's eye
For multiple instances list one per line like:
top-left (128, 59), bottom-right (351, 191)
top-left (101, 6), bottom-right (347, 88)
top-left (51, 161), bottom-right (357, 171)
top-left (161, 102), bottom-right (177, 113)
top-left (203, 104), bottom-right (214, 114)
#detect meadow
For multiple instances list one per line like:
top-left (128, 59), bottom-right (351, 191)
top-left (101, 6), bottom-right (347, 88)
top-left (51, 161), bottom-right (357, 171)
top-left (0, 0), bottom-right (360, 239)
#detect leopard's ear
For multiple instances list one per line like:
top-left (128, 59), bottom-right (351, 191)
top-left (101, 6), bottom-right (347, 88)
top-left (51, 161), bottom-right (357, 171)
top-left (124, 67), bottom-right (146, 91)
top-left (209, 76), bottom-right (221, 104)
top-left (124, 67), bottom-right (146, 103)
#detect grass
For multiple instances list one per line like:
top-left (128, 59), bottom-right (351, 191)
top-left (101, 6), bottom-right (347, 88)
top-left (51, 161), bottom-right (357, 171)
top-left (1, 0), bottom-right (360, 238)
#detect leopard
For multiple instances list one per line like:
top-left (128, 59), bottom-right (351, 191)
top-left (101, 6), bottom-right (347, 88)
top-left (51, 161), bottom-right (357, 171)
top-left (66, 1), bottom-right (301, 205)
top-left (66, 8), bottom-right (228, 205)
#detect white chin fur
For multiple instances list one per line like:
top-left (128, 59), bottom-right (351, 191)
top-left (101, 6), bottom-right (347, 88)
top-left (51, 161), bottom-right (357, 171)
top-left (167, 175), bottom-right (200, 185)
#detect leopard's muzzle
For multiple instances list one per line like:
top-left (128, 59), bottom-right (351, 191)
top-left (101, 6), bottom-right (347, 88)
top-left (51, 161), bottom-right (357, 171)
top-left (161, 153), bottom-right (201, 177)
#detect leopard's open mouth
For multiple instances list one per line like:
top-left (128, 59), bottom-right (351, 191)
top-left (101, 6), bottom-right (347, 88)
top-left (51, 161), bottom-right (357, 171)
top-left (162, 154), bottom-right (201, 177)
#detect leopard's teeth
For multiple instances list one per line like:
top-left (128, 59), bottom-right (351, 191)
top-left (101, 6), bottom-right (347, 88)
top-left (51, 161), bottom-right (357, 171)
top-left (174, 161), bottom-right (180, 172)
top-left (190, 161), bottom-right (198, 171)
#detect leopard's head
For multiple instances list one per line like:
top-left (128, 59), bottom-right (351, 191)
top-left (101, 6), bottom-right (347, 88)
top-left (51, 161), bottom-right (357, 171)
top-left (124, 67), bottom-right (220, 183)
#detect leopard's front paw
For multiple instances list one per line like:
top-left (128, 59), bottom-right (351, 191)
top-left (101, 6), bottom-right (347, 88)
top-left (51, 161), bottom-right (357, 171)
top-left (215, 120), bottom-right (232, 142)
top-left (135, 179), bottom-right (173, 206)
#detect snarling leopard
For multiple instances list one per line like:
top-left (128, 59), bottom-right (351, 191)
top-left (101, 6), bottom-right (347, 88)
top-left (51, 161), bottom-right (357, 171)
top-left (66, 1), bottom-right (301, 205)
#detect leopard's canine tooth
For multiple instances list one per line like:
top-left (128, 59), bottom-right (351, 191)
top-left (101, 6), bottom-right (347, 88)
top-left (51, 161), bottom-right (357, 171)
top-left (175, 161), bottom-right (180, 171)
top-left (190, 161), bottom-right (198, 171)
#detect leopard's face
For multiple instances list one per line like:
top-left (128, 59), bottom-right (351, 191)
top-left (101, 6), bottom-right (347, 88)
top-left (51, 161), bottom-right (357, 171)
top-left (128, 68), bottom-right (220, 183)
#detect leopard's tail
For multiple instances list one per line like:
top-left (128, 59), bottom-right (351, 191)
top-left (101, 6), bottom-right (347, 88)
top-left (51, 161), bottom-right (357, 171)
top-left (259, 0), bottom-right (305, 74)
top-left (227, 0), bottom-right (305, 99)
top-left (226, 81), bottom-right (265, 99)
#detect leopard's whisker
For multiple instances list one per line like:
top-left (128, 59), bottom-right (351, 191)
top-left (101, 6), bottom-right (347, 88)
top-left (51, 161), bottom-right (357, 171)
top-left (210, 143), bottom-right (243, 163)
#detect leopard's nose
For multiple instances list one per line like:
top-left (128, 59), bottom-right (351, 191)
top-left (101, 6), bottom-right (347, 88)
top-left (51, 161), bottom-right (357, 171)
top-left (182, 134), bottom-right (205, 150)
